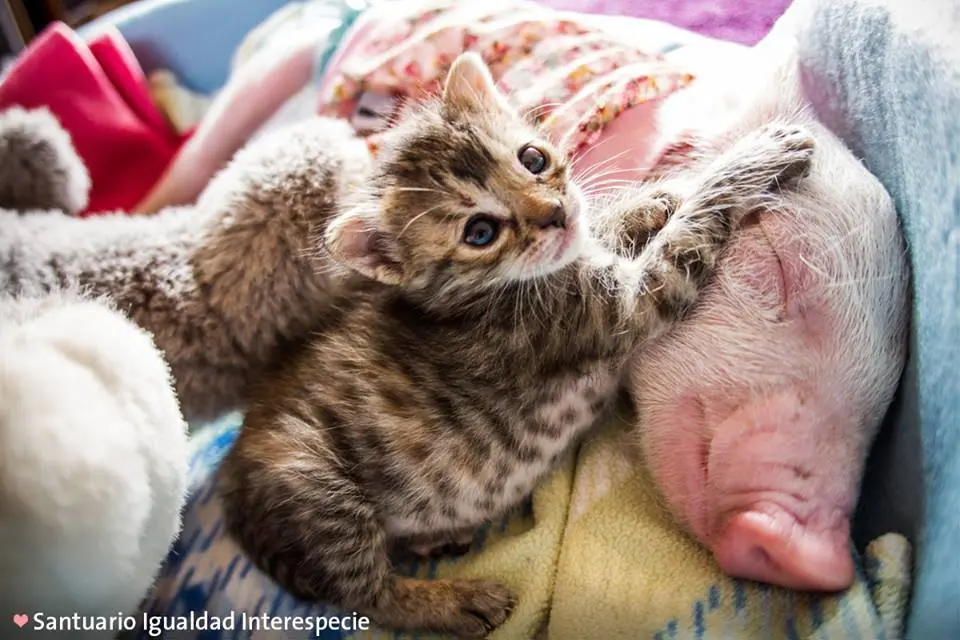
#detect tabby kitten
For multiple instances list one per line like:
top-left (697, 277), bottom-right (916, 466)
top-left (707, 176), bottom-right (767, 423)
top-left (219, 53), bottom-right (815, 637)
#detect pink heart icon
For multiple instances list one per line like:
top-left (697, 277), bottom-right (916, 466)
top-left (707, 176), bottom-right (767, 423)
top-left (12, 614), bottom-right (28, 628)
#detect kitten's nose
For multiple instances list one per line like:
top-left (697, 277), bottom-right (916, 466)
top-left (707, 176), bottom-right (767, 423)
top-left (536, 202), bottom-right (567, 229)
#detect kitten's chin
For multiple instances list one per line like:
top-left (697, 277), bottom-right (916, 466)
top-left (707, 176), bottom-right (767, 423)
top-left (509, 223), bottom-right (586, 282)
top-left (547, 223), bottom-right (585, 271)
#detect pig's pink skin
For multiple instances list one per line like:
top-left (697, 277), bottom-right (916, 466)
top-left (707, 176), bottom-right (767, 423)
top-left (620, 43), bottom-right (909, 592)
top-left (700, 385), bottom-right (859, 590)
top-left (629, 131), bottom-right (908, 591)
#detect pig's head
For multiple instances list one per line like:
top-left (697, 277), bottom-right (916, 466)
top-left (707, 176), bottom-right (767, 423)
top-left (631, 107), bottom-right (910, 593)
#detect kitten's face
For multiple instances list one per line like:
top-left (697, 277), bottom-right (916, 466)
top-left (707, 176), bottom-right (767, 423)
top-left (328, 54), bottom-right (587, 295)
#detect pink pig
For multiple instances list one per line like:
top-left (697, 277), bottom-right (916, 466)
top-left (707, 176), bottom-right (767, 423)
top-left (626, 40), bottom-right (910, 591)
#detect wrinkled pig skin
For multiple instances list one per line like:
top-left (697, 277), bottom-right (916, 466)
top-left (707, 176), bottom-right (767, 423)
top-left (629, 48), bottom-right (910, 592)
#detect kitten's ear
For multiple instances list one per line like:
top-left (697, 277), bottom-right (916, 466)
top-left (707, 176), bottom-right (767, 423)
top-left (324, 211), bottom-right (404, 285)
top-left (442, 52), bottom-right (513, 116)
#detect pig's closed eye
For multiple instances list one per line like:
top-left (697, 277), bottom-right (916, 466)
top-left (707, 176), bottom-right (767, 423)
top-left (753, 215), bottom-right (828, 340)
top-left (744, 214), bottom-right (789, 320)
top-left (765, 240), bottom-right (789, 319)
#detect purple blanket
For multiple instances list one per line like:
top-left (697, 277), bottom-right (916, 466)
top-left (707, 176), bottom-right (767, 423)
top-left (543, 0), bottom-right (792, 45)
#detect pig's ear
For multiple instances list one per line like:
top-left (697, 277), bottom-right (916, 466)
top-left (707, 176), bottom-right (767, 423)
top-left (442, 52), bottom-right (514, 116)
top-left (324, 208), bottom-right (403, 285)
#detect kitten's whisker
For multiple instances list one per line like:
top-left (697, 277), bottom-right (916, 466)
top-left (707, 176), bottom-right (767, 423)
top-left (582, 176), bottom-right (642, 185)
top-left (521, 101), bottom-right (566, 121)
top-left (399, 203), bottom-right (447, 237)
top-left (573, 148), bottom-right (633, 181)
top-left (532, 276), bottom-right (547, 326)
top-left (518, 281), bottom-right (534, 348)
top-left (569, 136), bottom-right (633, 168)
top-left (574, 163), bottom-right (627, 187)
top-left (577, 163), bottom-right (647, 188)
top-left (579, 183), bottom-right (646, 199)
top-left (569, 132), bottom-right (625, 162)
top-left (394, 186), bottom-right (450, 195)
top-left (580, 179), bottom-right (644, 192)
top-left (574, 163), bottom-right (650, 194)
top-left (580, 169), bottom-right (649, 188)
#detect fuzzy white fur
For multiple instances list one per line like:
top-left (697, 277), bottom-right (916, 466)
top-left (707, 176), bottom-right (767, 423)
top-left (0, 292), bottom-right (188, 620)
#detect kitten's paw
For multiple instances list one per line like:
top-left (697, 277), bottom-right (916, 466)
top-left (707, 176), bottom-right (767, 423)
top-left (765, 124), bottom-right (816, 151)
top-left (758, 124), bottom-right (816, 186)
top-left (377, 577), bottom-right (516, 637)
top-left (629, 189), bottom-right (681, 228)
top-left (441, 579), bottom-right (516, 637)
top-left (613, 189), bottom-right (681, 257)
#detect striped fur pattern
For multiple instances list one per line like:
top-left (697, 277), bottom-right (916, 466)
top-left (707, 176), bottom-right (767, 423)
top-left (219, 53), bottom-right (816, 637)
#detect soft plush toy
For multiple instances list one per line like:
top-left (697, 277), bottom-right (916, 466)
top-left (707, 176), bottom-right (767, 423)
top-left (0, 106), bottom-right (370, 622)
top-left (0, 107), bottom-right (188, 623)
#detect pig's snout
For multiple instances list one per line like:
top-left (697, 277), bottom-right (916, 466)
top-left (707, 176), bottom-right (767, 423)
top-left (704, 388), bottom-right (859, 592)
top-left (711, 503), bottom-right (853, 592)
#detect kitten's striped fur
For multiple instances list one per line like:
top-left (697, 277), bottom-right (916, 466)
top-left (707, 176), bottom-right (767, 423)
top-left (219, 54), bottom-right (815, 637)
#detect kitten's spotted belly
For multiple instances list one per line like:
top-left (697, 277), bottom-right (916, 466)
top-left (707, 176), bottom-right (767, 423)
top-left (383, 371), bottom-right (619, 539)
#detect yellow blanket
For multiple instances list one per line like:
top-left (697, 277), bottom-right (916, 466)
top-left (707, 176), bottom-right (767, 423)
top-left (148, 411), bottom-right (910, 640)
top-left (347, 414), bottom-right (912, 640)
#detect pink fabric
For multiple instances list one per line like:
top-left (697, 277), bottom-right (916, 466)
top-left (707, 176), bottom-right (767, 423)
top-left (539, 0), bottom-right (792, 45)
top-left (319, 0), bottom-right (694, 159)
top-left (0, 23), bottom-right (185, 215)
top-left (88, 29), bottom-right (179, 145)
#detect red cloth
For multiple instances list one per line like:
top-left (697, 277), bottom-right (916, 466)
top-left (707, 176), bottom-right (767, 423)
top-left (0, 22), bottom-right (185, 215)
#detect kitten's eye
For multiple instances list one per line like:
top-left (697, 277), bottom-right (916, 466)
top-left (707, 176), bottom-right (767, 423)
top-left (462, 215), bottom-right (500, 247)
top-left (519, 145), bottom-right (548, 174)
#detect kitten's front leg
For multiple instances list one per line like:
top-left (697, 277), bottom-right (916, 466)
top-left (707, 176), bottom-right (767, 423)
top-left (576, 124), bottom-right (815, 343)
top-left (625, 124), bottom-right (815, 333)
